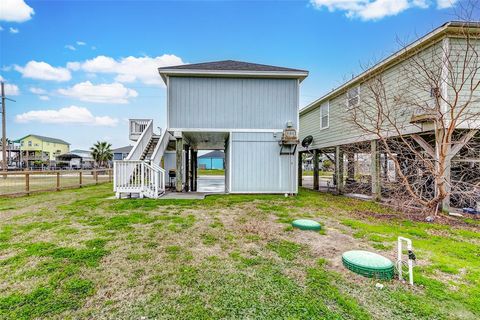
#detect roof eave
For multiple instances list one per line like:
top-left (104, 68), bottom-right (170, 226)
top-left (299, 21), bottom-right (478, 115)
top-left (158, 68), bottom-right (309, 83)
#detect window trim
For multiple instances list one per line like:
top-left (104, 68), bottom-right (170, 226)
top-left (319, 101), bottom-right (330, 130)
top-left (346, 85), bottom-right (360, 109)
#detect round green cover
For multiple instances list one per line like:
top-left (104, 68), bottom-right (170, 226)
top-left (342, 250), bottom-right (393, 270)
top-left (292, 219), bottom-right (321, 231)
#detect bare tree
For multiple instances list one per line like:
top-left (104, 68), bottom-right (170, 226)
top-left (345, 17), bottom-right (480, 213)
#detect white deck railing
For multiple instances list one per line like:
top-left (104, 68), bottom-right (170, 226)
top-left (129, 119), bottom-right (151, 141)
top-left (126, 120), bottom-right (153, 161)
top-left (114, 160), bottom-right (165, 198)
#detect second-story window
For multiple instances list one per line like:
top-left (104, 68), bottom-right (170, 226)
top-left (28, 141), bottom-right (32, 147)
top-left (320, 101), bottom-right (329, 130)
top-left (347, 86), bottom-right (360, 109)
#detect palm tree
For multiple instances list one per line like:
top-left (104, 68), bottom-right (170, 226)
top-left (90, 141), bottom-right (113, 168)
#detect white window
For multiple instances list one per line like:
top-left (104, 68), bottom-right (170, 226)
top-left (347, 86), bottom-right (360, 109)
top-left (320, 101), bottom-right (329, 129)
top-left (28, 141), bottom-right (32, 147)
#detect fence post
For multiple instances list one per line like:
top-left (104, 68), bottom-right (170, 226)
top-left (25, 172), bottom-right (30, 195)
top-left (108, 168), bottom-right (112, 182)
top-left (56, 172), bottom-right (60, 191)
top-left (79, 171), bottom-right (83, 187)
top-left (95, 170), bottom-right (98, 184)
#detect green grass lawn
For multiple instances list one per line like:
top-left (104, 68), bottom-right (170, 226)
top-left (302, 170), bottom-right (333, 176)
top-left (0, 184), bottom-right (479, 319)
top-left (198, 168), bottom-right (225, 176)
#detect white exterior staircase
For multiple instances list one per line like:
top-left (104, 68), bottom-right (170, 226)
top-left (114, 119), bottom-right (172, 199)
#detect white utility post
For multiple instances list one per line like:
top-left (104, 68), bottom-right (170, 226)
top-left (397, 236), bottom-right (415, 285)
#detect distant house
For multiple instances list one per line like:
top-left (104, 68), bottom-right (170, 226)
top-left (198, 151), bottom-right (225, 170)
top-left (14, 134), bottom-right (70, 168)
top-left (112, 146), bottom-right (132, 160)
top-left (56, 149), bottom-right (94, 169)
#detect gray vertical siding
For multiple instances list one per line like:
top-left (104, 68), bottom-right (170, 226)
top-left (169, 77), bottom-right (298, 130)
top-left (229, 132), bottom-right (297, 193)
top-left (163, 152), bottom-right (176, 174)
top-left (225, 137), bottom-right (230, 193)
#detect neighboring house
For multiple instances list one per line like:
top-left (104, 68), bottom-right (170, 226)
top-left (56, 149), bottom-right (94, 169)
top-left (14, 134), bottom-right (70, 168)
top-left (114, 60), bottom-right (308, 198)
top-left (112, 146), bottom-right (133, 160)
top-left (198, 151), bottom-right (225, 170)
top-left (299, 22), bottom-right (480, 209)
top-left (0, 141), bottom-right (21, 168)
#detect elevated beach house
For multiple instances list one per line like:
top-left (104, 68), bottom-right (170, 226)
top-left (114, 60), bottom-right (308, 198)
top-left (299, 22), bottom-right (480, 210)
top-left (14, 134), bottom-right (70, 168)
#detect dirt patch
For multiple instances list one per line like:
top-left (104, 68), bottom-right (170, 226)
top-left (291, 218), bottom-right (377, 270)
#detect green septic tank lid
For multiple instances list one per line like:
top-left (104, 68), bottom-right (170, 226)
top-left (342, 250), bottom-right (394, 280)
top-left (292, 219), bottom-right (321, 231)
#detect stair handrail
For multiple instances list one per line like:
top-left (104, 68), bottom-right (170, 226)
top-left (151, 129), bottom-right (172, 165)
top-left (126, 120), bottom-right (153, 160)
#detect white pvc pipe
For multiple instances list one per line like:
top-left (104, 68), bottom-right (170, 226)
top-left (397, 236), bottom-right (414, 285)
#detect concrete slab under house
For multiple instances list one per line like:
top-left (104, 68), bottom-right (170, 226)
top-left (113, 60), bottom-right (308, 198)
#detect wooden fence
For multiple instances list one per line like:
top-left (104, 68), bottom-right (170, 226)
top-left (0, 169), bottom-right (113, 196)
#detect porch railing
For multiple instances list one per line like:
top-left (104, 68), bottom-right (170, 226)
top-left (129, 119), bottom-right (151, 141)
top-left (113, 160), bottom-right (165, 198)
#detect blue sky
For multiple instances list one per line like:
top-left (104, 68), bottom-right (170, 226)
top-left (0, 0), bottom-right (461, 149)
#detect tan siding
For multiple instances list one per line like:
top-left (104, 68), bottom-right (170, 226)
top-left (448, 37), bottom-right (480, 128)
top-left (300, 41), bottom-right (444, 149)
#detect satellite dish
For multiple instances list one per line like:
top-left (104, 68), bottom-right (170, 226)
top-left (301, 135), bottom-right (313, 149)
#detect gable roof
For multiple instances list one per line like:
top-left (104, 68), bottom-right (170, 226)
top-left (158, 60), bottom-right (308, 83)
top-left (198, 150), bottom-right (225, 159)
top-left (70, 149), bottom-right (90, 154)
top-left (300, 21), bottom-right (480, 115)
top-left (160, 60), bottom-right (307, 72)
top-left (14, 134), bottom-right (70, 145)
top-left (112, 145), bottom-right (133, 153)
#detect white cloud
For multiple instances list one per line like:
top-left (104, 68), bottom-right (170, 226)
top-left (310, 0), bottom-right (454, 20)
top-left (0, 0), bottom-right (34, 22)
top-left (9, 27), bottom-right (19, 34)
top-left (39, 95), bottom-right (49, 101)
top-left (29, 87), bottom-right (46, 94)
top-left (65, 44), bottom-right (76, 51)
top-left (437, 0), bottom-right (457, 9)
top-left (15, 105), bottom-right (118, 126)
top-left (58, 81), bottom-right (138, 104)
top-left (76, 41), bottom-right (86, 46)
top-left (79, 54), bottom-right (184, 85)
top-left (14, 61), bottom-right (71, 81)
top-left (4, 83), bottom-right (20, 95)
top-left (66, 61), bottom-right (81, 71)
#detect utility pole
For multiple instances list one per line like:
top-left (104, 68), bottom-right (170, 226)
top-left (1, 82), bottom-right (6, 172)
top-left (1, 81), bottom-right (15, 172)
